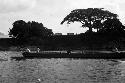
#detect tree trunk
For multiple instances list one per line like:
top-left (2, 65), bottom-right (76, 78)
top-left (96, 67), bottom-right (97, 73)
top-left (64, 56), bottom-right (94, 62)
top-left (89, 27), bottom-right (92, 33)
top-left (88, 20), bottom-right (93, 33)
top-left (97, 28), bottom-right (99, 32)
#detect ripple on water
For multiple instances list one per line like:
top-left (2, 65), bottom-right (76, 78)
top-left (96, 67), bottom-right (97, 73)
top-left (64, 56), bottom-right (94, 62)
top-left (0, 52), bottom-right (125, 83)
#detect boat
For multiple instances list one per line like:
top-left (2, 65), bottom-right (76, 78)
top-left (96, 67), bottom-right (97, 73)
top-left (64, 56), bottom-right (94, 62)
top-left (22, 51), bottom-right (125, 59)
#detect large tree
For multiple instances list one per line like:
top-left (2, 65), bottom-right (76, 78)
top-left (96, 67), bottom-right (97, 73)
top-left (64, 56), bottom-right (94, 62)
top-left (9, 20), bottom-right (27, 39)
top-left (9, 20), bottom-right (53, 39)
top-left (61, 8), bottom-right (118, 32)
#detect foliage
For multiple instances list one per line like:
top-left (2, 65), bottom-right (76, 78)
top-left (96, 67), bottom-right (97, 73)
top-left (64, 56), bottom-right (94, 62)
top-left (9, 20), bottom-right (53, 39)
top-left (61, 8), bottom-right (118, 32)
top-left (9, 20), bottom-right (27, 39)
top-left (100, 18), bottom-right (124, 32)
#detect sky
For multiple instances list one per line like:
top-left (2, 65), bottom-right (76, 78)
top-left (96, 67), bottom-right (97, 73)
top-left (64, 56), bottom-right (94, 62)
top-left (0, 0), bottom-right (125, 35)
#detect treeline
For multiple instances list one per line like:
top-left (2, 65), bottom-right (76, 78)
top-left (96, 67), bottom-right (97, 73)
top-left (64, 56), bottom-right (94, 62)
top-left (2, 33), bottom-right (125, 51)
top-left (1, 8), bottom-right (125, 50)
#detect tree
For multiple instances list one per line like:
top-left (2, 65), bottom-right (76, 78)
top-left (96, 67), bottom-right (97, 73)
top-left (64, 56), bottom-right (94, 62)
top-left (9, 20), bottom-right (53, 39)
top-left (101, 18), bottom-right (124, 32)
top-left (61, 8), bottom-right (118, 32)
top-left (27, 21), bottom-right (53, 37)
top-left (9, 20), bottom-right (27, 39)
top-left (98, 18), bottom-right (125, 40)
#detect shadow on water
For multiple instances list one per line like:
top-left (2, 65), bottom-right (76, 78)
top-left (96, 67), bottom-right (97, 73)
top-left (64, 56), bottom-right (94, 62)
top-left (9, 56), bottom-right (124, 83)
top-left (11, 57), bottom-right (26, 61)
top-left (11, 56), bottom-right (122, 62)
top-left (11, 57), bottom-right (58, 61)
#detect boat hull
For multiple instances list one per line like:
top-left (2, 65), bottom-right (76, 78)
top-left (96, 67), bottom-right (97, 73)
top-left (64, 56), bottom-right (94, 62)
top-left (22, 52), bottom-right (125, 59)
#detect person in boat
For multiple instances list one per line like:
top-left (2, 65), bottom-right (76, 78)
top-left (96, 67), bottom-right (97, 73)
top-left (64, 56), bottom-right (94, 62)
top-left (37, 48), bottom-right (40, 53)
top-left (26, 48), bottom-right (31, 53)
top-left (67, 49), bottom-right (71, 54)
top-left (112, 47), bottom-right (119, 53)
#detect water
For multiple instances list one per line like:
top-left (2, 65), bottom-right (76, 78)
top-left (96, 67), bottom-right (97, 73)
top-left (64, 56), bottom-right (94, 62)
top-left (0, 51), bottom-right (125, 83)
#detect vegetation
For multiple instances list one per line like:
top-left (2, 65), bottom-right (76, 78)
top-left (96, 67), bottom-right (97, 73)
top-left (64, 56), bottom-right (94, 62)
top-left (8, 20), bottom-right (53, 45)
top-left (0, 8), bottom-right (125, 51)
top-left (60, 8), bottom-right (125, 50)
top-left (61, 8), bottom-right (118, 32)
top-left (9, 20), bottom-right (53, 38)
top-left (100, 18), bottom-right (124, 32)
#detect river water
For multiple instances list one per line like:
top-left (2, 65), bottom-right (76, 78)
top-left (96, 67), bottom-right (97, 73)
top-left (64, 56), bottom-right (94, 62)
top-left (0, 51), bottom-right (125, 83)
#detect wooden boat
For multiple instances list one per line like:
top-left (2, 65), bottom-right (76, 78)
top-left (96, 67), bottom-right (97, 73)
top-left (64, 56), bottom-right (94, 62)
top-left (22, 51), bottom-right (125, 59)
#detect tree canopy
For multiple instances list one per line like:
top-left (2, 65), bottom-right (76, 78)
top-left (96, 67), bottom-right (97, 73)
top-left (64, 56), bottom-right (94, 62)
top-left (9, 20), bottom-right (53, 39)
top-left (101, 18), bottom-right (124, 32)
top-left (61, 8), bottom-right (118, 32)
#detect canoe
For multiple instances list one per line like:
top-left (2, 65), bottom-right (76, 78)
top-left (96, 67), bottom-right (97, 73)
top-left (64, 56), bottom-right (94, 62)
top-left (22, 51), bottom-right (125, 59)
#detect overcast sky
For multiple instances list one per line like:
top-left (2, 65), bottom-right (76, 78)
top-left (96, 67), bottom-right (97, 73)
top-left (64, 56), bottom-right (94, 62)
top-left (0, 0), bottom-right (125, 35)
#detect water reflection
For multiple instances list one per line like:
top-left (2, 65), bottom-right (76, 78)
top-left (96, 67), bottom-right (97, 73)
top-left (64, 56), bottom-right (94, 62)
top-left (0, 52), bottom-right (125, 83)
